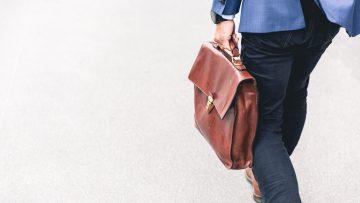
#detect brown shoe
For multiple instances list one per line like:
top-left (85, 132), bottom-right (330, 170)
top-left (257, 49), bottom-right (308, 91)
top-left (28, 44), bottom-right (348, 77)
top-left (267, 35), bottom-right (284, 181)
top-left (245, 167), bottom-right (262, 203)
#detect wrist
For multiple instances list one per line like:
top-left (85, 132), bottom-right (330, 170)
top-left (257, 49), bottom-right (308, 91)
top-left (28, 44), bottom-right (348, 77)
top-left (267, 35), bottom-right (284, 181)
top-left (211, 10), bottom-right (233, 24)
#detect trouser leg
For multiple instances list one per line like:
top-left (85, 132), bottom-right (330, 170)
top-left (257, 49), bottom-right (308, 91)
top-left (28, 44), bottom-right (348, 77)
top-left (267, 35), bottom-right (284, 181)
top-left (241, 31), bottom-right (302, 203)
top-left (281, 23), bottom-right (340, 156)
top-left (281, 0), bottom-right (341, 157)
top-left (239, 1), bottom-right (340, 201)
top-left (281, 51), bottom-right (321, 156)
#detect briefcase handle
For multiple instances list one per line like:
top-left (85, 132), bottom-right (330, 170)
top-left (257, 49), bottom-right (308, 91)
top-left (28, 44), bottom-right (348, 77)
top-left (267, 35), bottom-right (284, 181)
top-left (209, 41), bottom-right (246, 71)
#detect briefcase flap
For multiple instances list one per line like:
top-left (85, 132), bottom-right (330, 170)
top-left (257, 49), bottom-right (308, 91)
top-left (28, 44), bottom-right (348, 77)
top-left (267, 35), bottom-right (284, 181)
top-left (188, 42), bottom-right (255, 119)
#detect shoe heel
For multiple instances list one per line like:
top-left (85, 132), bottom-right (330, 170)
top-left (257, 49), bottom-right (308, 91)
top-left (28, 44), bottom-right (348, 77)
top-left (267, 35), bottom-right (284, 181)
top-left (253, 194), bottom-right (262, 203)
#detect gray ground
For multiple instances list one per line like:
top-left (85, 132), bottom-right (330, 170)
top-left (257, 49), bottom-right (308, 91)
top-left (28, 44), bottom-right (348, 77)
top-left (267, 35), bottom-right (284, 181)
top-left (0, 0), bottom-right (359, 202)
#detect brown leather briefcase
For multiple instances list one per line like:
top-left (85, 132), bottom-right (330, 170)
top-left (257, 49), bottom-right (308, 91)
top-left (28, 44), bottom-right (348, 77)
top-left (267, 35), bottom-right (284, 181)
top-left (188, 42), bottom-right (258, 169)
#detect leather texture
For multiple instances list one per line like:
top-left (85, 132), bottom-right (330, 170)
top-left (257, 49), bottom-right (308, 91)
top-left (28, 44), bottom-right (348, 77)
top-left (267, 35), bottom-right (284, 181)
top-left (188, 42), bottom-right (258, 169)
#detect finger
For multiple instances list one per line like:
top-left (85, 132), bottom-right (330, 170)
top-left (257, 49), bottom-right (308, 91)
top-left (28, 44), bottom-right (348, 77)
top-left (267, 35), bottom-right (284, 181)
top-left (229, 40), bottom-right (237, 51)
top-left (215, 37), bottom-right (231, 51)
top-left (220, 41), bottom-right (231, 51)
top-left (229, 40), bottom-right (240, 56)
top-left (232, 47), bottom-right (240, 56)
top-left (232, 33), bottom-right (240, 44)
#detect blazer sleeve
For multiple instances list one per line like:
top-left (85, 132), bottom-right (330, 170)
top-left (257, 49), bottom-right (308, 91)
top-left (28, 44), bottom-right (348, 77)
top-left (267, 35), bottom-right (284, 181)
top-left (211, 0), bottom-right (242, 16)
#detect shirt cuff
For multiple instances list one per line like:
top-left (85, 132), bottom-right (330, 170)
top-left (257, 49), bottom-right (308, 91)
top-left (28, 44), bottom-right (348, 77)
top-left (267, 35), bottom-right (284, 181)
top-left (221, 14), bottom-right (235, 20)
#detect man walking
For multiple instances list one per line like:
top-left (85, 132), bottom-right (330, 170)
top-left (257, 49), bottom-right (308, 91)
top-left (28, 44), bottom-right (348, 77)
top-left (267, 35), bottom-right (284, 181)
top-left (210, 0), bottom-right (359, 202)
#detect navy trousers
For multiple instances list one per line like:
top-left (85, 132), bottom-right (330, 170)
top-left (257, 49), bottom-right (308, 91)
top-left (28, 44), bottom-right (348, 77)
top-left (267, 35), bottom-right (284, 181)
top-left (240, 1), bottom-right (340, 202)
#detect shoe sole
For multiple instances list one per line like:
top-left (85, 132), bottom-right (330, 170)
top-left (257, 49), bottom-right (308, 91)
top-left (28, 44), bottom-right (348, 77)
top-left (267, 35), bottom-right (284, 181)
top-left (244, 171), bottom-right (263, 203)
top-left (252, 194), bottom-right (262, 203)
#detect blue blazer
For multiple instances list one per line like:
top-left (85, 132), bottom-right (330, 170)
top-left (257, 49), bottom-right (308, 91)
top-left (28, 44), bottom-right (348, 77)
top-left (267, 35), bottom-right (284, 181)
top-left (212, 0), bottom-right (360, 37)
top-left (315, 0), bottom-right (359, 37)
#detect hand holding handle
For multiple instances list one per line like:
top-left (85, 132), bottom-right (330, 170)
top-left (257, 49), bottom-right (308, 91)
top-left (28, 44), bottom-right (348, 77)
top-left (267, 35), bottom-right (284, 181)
top-left (210, 41), bottom-right (246, 71)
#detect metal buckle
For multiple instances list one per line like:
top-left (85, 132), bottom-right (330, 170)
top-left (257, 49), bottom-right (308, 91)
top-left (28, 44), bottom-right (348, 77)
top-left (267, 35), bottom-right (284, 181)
top-left (206, 95), bottom-right (215, 113)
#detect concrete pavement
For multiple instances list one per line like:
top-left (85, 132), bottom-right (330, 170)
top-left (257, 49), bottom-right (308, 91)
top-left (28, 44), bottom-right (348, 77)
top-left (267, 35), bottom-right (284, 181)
top-left (0, 0), bottom-right (359, 202)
